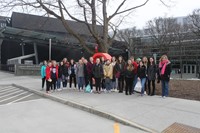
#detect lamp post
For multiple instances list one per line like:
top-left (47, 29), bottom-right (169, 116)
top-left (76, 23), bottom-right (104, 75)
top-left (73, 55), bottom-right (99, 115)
top-left (49, 38), bottom-right (51, 60)
top-left (153, 53), bottom-right (157, 64)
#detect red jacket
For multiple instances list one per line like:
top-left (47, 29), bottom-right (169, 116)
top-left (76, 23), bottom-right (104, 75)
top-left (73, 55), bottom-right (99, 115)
top-left (46, 66), bottom-right (58, 80)
top-left (132, 61), bottom-right (138, 74)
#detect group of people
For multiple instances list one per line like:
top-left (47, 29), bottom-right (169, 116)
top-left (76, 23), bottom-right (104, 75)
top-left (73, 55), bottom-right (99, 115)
top-left (41, 54), bottom-right (171, 98)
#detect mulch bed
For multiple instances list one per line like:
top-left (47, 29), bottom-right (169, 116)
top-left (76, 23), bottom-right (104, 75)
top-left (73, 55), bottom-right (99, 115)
top-left (154, 80), bottom-right (200, 101)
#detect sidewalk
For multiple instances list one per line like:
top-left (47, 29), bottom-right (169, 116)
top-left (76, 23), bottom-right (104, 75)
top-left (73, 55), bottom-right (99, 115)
top-left (0, 71), bottom-right (200, 133)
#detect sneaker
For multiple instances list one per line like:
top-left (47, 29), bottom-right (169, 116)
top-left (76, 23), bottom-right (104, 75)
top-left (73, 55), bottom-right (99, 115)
top-left (144, 91), bottom-right (147, 95)
top-left (90, 90), bottom-right (93, 93)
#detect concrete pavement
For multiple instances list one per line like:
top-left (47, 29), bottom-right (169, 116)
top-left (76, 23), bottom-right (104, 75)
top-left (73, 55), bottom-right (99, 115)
top-left (0, 71), bottom-right (200, 133)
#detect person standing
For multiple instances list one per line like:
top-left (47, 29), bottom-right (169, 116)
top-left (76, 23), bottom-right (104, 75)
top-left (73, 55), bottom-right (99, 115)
top-left (41, 60), bottom-right (47, 91)
top-left (124, 59), bottom-right (135, 95)
top-left (92, 58), bottom-right (104, 94)
top-left (83, 59), bottom-right (89, 87)
top-left (130, 56), bottom-right (138, 94)
top-left (87, 57), bottom-right (94, 91)
top-left (147, 57), bottom-right (157, 96)
top-left (69, 59), bottom-right (77, 89)
top-left (158, 55), bottom-right (171, 98)
top-left (142, 56), bottom-right (148, 95)
top-left (116, 56), bottom-right (125, 93)
top-left (62, 58), bottom-right (69, 88)
top-left (111, 56), bottom-right (118, 91)
top-left (46, 61), bottom-right (52, 93)
top-left (51, 60), bottom-right (58, 91)
top-left (137, 61), bottom-right (147, 96)
top-left (77, 59), bottom-right (85, 91)
top-left (103, 59), bottom-right (113, 93)
top-left (100, 56), bottom-right (106, 91)
top-left (57, 61), bottom-right (63, 90)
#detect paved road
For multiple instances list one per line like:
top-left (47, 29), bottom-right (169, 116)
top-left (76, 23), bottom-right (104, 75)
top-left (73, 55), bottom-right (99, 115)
top-left (0, 85), bottom-right (145, 133)
top-left (0, 85), bottom-right (41, 105)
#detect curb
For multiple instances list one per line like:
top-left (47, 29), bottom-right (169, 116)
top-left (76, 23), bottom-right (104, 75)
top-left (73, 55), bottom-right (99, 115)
top-left (13, 84), bottom-right (158, 133)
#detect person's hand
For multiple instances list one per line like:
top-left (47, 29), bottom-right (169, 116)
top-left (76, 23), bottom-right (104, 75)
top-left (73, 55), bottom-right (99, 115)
top-left (138, 77), bottom-right (140, 80)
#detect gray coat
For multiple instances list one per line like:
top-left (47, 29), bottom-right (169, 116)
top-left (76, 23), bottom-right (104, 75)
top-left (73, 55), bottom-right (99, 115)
top-left (147, 64), bottom-right (156, 81)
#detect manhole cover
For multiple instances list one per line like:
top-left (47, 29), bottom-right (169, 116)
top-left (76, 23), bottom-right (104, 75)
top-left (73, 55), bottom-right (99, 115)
top-left (162, 122), bottom-right (200, 133)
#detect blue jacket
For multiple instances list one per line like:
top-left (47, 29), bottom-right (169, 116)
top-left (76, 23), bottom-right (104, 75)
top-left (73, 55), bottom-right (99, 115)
top-left (41, 65), bottom-right (46, 78)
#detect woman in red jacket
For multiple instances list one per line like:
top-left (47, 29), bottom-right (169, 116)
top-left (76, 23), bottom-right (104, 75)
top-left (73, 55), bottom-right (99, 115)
top-left (46, 61), bottom-right (52, 93)
top-left (51, 60), bottom-right (59, 91)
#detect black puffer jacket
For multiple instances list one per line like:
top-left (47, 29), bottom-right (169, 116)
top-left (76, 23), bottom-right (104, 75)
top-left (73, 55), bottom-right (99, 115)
top-left (92, 64), bottom-right (104, 78)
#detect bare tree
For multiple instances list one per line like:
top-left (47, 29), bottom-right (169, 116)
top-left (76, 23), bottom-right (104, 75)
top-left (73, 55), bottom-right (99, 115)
top-left (116, 27), bottom-right (142, 56)
top-left (145, 17), bottom-right (177, 55)
top-left (0, 0), bottom-right (152, 54)
top-left (187, 8), bottom-right (200, 37)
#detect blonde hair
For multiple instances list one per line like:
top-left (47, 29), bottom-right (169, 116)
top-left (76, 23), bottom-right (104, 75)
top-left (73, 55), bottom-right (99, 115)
top-left (159, 55), bottom-right (168, 62)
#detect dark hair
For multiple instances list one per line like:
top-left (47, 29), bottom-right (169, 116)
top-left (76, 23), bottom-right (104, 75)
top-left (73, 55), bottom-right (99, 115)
top-left (148, 57), bottom-right (155, 66)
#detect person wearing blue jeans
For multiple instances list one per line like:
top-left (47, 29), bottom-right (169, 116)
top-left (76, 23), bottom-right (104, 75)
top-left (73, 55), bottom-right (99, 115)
top-left (158, 55), bottom-right (171, 98)
top-left (137, 61), bottom-right (147, 96)
top-left (77, 60), bottom-right (85, 91)
top-left (161, 80), bottom-right (169, 97)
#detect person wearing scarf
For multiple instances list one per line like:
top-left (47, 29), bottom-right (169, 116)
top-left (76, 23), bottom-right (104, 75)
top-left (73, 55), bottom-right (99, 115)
top-left (158, 55), bottom-right (171, 98)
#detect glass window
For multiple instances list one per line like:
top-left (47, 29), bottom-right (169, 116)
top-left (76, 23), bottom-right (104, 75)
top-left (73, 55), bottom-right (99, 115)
top-left (188, 65), bottom-right (190, 73)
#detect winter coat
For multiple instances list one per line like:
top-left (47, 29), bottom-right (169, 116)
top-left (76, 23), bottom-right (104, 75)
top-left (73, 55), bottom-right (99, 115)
top-left (41, 65), bottom-right (46, 78)
top-left (103, 64), bottom-right (113, 79)
top-left (115, 61), bottom-right (126, 76)
top-left (147, 64), bottom-right (157, 81)
top-left (137, 65), bottom-right (147, 79)
top-left (92, 63), bottom-right (104, 78)
top-left (158, 62), bottom-right (172, 81)
top-left (124, 65), bottom-right (135, 79)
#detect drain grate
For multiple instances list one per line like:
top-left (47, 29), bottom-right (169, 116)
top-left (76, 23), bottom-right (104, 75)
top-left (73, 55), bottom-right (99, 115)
top-left (162, 122), bottom-right (200, 133)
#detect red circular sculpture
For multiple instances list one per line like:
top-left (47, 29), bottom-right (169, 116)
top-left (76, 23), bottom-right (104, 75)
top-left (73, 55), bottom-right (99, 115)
top-left (92, 53), bottom-right (112, 63)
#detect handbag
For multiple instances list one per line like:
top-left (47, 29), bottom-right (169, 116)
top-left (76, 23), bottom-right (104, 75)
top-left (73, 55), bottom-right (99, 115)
top-left (134, 80), bottom-right (142, 92)
top-left (85, 84), bottom-right (91, 93)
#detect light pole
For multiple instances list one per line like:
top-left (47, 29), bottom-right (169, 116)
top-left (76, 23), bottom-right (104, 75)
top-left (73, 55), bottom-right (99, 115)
top-left (49, 38), bottom-right (51, 60)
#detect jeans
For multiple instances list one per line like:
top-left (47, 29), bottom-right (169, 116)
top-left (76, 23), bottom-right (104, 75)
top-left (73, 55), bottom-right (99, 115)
top-left (161, 80), bottom-right (169, 97)
top-left (78, 77), bottom-right (84, 90)
top-left (140, 78), bottom-right (146, 95)
top-left (62, 75), bottom-right (68, 87)
top-left (105, 78), bottom-right (112, 91)
top-left (57, 78), bottom-right (62, 89)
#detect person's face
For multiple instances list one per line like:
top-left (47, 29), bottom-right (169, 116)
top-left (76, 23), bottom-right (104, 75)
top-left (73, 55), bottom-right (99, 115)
top-left (79, 60), bottom-right (83, 64)
top-left (96, 59), bottom-right (100, 64)
top-left (128, 60), bottom-right (132, 65)
top-left (48, 62), bottom-right (52, 67)
top-left (143, 57), bottom-right (147, 62)
top-left (139, 61), bottom-right (143, 66)
top-left (101, 57), bottom-right (104, 61)
top-left (53, 61), bottom-right (56, 66)
top-left (63, 58), bottom-right (67, 62)
top-left (112, 57), bottom-right (115, 62)
top-left (44, 61), bottom-right (47, 65)
top-left (106, 60), bottom-right (110, 64)
top-left (150, 58), bottom-right (154, 63)
top-left (70, 60), bottom-right (74, 64)
top-left (60, 62), bottom-right (63, 66)
top-left (84, 59), bottom-right (87, 64)
top-left (119, 56), bottom-right (122, 61)
top-left (90, 57), bottom-right (93, 62)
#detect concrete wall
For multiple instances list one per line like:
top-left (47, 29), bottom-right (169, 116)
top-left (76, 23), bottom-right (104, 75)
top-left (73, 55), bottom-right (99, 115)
top-left (15, 64), bottom-right (41, 76)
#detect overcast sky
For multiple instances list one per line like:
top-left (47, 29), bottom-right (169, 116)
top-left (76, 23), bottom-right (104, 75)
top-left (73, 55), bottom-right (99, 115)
top-left (1, 0), bottom-right (200, 30)
top-left (118, 0), bottom-right (200, 29)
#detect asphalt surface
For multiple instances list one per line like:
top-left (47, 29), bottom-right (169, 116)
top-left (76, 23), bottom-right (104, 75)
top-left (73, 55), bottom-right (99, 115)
top-left (0, 85), bottom-right (145, 133)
